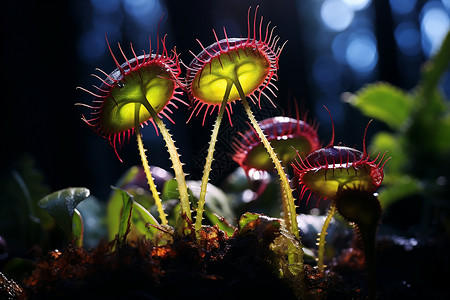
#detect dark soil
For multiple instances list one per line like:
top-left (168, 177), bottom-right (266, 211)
top-left (18, 221), bottom-right (298, 300)
top-left (5, 218), bottom-right (450, 300)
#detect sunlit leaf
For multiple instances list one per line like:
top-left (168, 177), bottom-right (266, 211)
top-left (115, 187), bottom-right (133, 243)
top-left (186, 180), bottom-right (235, 225)
top-left (132, 201), bottom-right (160, 238)
top-left (37, 187), bottom-right (90, 238)
top-left (238, 212), bottom-right (261, 232)
top-left (345, 82), bottom-right (413, 129)
top-left (370, 131), bottom-right (407, 174)
top-left (106, 167), bottom-right (143, 241)
top-left (162, 179), bottom-right (180, 201)
top-left (72, 209), bottom-right (84, 247)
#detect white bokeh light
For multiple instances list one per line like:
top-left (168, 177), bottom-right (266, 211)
top-left (420, 2), bottom-right (450, 56)
top-left (320, 0), bottom-right (354, 31)
top-left (345, 33), bottom-right (378, 73)
top-left (342, 0), bottom-right (372, 11)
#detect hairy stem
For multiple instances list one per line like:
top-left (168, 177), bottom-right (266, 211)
top-left (134, 104), bottom-right (168, 225)
top-left (195, 81), bottom-right (233, 235)
top-left (236, 83), bottom-right (299, 239)
top-left (233, 79), bottom-right (305, 296)
top-left (317, 202), bottom-right (336, 272)
top-left (140, 101), bottom-right (192, 224)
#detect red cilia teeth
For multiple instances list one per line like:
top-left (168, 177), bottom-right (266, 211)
top-left (232, 115), bottom-right (320, 176)
top-left (292, 120), bottom-right (390, 201)
top-left (185, 6), bottom-right (285, 125)
top-left (77, 35), bottom-right (186, 160)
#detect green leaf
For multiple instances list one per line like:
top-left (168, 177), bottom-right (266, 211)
top-left (162, 179), bottom-right (180, 201)
top-left (346, 82), bottom-right (413, 129)
top-left (106, 167), bottom-right (143, 241)
top-left (186, 180), bottom-right (235, 225)
top-left (37, 187), bottom-right (90, 238)
top-left (72, 209), bottom-right (84, 247)
top-left (115, 188), bottom-right (134, 243)
top-left (106, 188), bottom-right (123, 241)
top-left (110, 186), bottom-right (161, 244)
top-left (432, 115), bottom-right (450, 153)
top-left (116, 166), bottom-right (141, 187)
top-left (370, 131), bottom-right (407, 174)
top-left (132, 201), bottom-right (160, 238)
top-left (76, 196), bottom-right (107, 248)
top-left (238, 212), bottom-right (261, 232)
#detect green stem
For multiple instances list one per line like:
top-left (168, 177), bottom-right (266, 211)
top-left (317, 202), bottom-right (336, 272)
top-left (279, 181), bottom-right (290, 227)
top-left (134, 104), bottom-right (168, 225)
top-left (195, 80), bottom-right (233, 235)
top-left (236, 83), bottom-right (299, 239)
top-left (233, 79), bottom-right (305, 296)
top-left (140, 101), bottom-right (192, 224)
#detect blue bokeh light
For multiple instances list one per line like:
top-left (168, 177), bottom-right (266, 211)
top-left (389, 0), bottom-right (417, 15)
top-left (320, 0), bottom-right (354, 31)
top-left (122, 0), bottom-right (163, 27)
top-left (342, 0), bottom-right (372, 11)
top-left (420, 1), bottom-right (450, 56)
top-left (345, 32), bottom-right (378, 73)
top-left (394, 22), bottom-right (421, 56)
top-left (331, 32), bottom-right (349, 64)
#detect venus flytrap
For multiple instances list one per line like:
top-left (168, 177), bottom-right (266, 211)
top-left (78, 35), bottom-right (192, 229)
top-left (293, 118), bottom-right (389, 299)
top-left (185, 6), bottom-right (288, 236)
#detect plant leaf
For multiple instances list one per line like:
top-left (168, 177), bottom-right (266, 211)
top-left (186, 180), bottom-right (235, 225)
top-left (345, 82), bottom-right (413, 129)
top-left (72, 209), bottom-right (84, 247)
top-left (162, 179), bottom-right (180, 201)
top-left (370, 131), bottom-right (407, 174)
top-left (106, 167), bottom-right (143, 241)
top-left (132, 201), bottom-right (160, 238)
top-left (238, 212), bottom-right (261, 232)
top-left (115, 187), bottom-right (134, 243)
top-left (37, 187), bottom-right (90, 238)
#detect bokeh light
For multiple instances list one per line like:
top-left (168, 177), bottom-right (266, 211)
top-left (420, 1), bottom-right (450, 56)
top-left (394, 22), bottom-right (421, 56)
top-left (342, 0), bottom-right (371, 11)
top-left (320, 0), bottom-right (354, 31)
top-left (123, 0), bottom-right (163, 27)
top-left (389, 0), bottom-right (417, 15)
top-left (345, 32), bottom-right (378, 74)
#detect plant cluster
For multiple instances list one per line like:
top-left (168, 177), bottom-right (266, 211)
top-left (2, 6), bottom-right (450, 300)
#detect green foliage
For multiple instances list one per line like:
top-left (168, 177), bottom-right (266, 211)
top-left (115, 187), bottom-right (133, 244)
top-left (346, 82), bottom-right (413, 129)
top-left (347, 31), bottom-right (450, 224)
top-left (72, 209), bottom-right (84, 247)
top-left (37, 187), bottom-right (90, 243)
